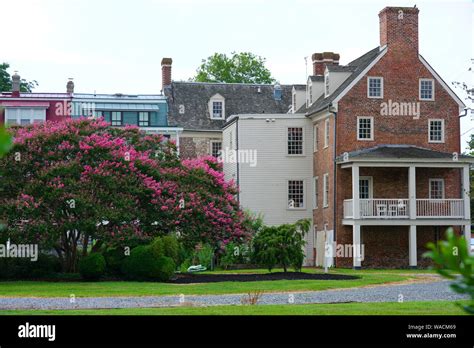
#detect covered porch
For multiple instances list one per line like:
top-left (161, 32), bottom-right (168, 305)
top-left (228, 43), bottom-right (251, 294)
top-left (336, 145), bottom-right (473, 269)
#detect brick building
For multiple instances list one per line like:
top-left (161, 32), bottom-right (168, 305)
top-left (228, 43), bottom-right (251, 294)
top-left (301, 6), bottom-right (473, 268)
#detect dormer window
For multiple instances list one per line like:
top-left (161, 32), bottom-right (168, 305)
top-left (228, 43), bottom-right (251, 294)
top-left (209, 94), bottom-right (225, 120)
top-left (367, 77), bottom-right (383, 98)
top-left (324, 72), bottom-right (330, 97)
top-left (308, 85), bottom-right (312, 106)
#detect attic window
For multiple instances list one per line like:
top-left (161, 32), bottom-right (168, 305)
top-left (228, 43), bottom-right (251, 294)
top-left (209, 94), bottom-right (225, 120)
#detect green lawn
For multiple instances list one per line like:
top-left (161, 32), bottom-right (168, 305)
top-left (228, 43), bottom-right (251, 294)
top-left (0, 269), bottom-right (414, 298)
top-left (0, 301), bottom-right (466, 316)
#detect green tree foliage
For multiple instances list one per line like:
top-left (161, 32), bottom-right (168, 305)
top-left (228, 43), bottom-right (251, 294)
top-left (424, 228), bottom-right (474, 314)
top-left (0, 63), bottom-right (38, 92)
top-left (193, 52), bottom-right (275, 84)
top-left (468, 134), bottom-right (473, 220)
top-left (252, 219), bottom-right (311, 272)
top-left (0, 124), bottom-right (12, 158)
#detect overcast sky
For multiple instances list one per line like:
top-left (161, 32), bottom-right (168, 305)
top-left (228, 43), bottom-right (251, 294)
top-left (2, 0), bottom-right (473, 149)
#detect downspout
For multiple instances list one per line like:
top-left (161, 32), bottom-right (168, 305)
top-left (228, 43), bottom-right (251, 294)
top-left (236, 118), bottom-right (240, 203)
top-left (328, 105), bottom-right (337, 259)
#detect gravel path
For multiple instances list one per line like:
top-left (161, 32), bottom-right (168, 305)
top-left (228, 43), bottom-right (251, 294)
top-left (0, 280), bottom-right (468, 310)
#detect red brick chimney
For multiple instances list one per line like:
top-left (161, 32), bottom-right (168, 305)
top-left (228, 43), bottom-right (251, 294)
top-left (11, 71), bottom-right (21, 97)
top-left (379, 6), bottom-right (419, 54)
top-left (161, 58), bottom-right (172, 91)
top-left (312, 52), bottom-right (340, 76)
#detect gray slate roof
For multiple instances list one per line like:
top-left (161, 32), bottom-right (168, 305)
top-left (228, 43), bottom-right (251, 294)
top-left (304, 47), bottom-right (383, 116)
top-left (164, 82), bottom-right (293, 131)
top-left (336, 145), bottom-right (474, 163)
top-left (293, 84), bottom-right (306, 91)
top-left (309, 76), bottom-right (324, 82)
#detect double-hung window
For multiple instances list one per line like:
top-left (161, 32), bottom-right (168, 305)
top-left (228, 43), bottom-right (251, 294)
top-left (367, 77), bottom-right (383, 98)
top-left (428, 119), bottom-right (444, 143)
top-left (323, 173), bottom-right (329, 208)
top-left (313, 177), bottom-right (319, 209)
top-left (288, 180), bottom-right (304, 209)
top-left (288, 127), bottom-right (304, 155)
top-left (210, 140), bottom-right (222, 158)
top-left (429, 179), bottom-right (444, 199)
top-left (324, 119), bottom-right (330, 148)
top-left (419, 79), bottom-right (434, 101)
top-left (357, 117), bottom-right (374, 141)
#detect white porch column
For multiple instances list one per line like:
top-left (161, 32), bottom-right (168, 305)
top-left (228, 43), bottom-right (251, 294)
top-left (176, 131), bottom-right (181, 156)
top-left (408, 165), bottom-right (416, 219)
top-left (352, 165), bottom-right (360, 219)
top-left (463, 165), bottom-right (471, 254)
top-left (353, 225), bottom-right (361, 269)
top-left (409, 225), bottom-right (417, 268)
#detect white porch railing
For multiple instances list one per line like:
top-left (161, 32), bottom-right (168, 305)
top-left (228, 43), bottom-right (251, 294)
top-left (344, 199), bottom-right (353, 218)
top-left (359, 199), bottom-right (409, 219)
top-left (343, 198), bottom-right (465, 219)
top-left (416, 199), bottom-right (464, 218)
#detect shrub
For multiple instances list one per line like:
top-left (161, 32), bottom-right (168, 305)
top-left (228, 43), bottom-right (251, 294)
top-left (219, 242), bottom-right (251, 269)
top-left (150, 235), bottom-right (180, 265)
top-left (79, 253), bottom-right (106, 280)
top-left (150, 238), bottom-right (165, 259)
top-left (195, 244), bottom-right (214, 269)
top-left (252, 219), bottom-right (310, 272)
top-left (122, 245), bottom-right (176, 281)
top-left (424, 228), bottom-right (474, 314)
top-left (0, 254), bottom-right (61, 279)
top-left (103, 247), bottom-right (127, 275)
top-left (162, 235), bottom-right (180, 264)
top-left (156, 256), bottom-right (176, 281)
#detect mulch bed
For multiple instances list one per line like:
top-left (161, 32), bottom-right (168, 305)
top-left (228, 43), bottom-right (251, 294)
top-left (170, 272), bottom-right (359, 284)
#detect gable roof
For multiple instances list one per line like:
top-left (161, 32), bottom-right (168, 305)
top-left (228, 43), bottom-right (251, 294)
top-left (304, 47), bottom-right (384, 116)
top-left (164, 82), bottom-right (293, 131)
top-left (336, 144), bottom-right (474, 163)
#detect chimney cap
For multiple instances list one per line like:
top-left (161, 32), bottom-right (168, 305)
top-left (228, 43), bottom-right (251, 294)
top-left (161, 58), bottom-right (172, 65)
top-left (312, 52), bottom-right (340, 61)
top-left (379, 6), bottom-right (419, 15)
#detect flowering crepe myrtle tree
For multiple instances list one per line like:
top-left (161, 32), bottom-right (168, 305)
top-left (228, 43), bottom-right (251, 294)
top-left (0, 118), bottom-right (250, 272)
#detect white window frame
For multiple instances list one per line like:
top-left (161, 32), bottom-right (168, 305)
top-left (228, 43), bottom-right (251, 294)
top-left (287, 127), bottom-right (305, 156)
top-left (357, 116), bottom-right (374, 141)
top-left (419, 78), bottom-right (435, 101)
top-left (429, 178), bottom-right (445, 199)
top-left (287, 179), bottom-right (305, 210)
top-left (367, 76), bottom-right (384, 99)
top-left (324, 71), bottom-right (330, 97)
top-left (210, 140), bottom-right (222, 158)
top-left (4, 107), bottom-right (47, 125)
top-left (209, 94), bottom-right (225, 120)
top-left (313, 176), bottom-right (319, 209)
top-left (313, 123), bottom-right (319, 152)
top-left (323, 173), bottom-right (329, 208)
top-left (324, 118), bottom-right (330, 148)
top-left (428, 119), bottom-right (445, 143)
top-left (359, 176), bottom-right (373, 199)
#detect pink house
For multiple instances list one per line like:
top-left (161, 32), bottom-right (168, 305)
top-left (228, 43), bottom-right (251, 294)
top-left (0, 72), bottom-right (72, 125)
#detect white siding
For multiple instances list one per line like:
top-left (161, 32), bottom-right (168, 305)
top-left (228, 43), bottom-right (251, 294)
top-left (222, 121), bottom-right (237, 183)
top-left (231, 115), bottom-right (313, 225)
